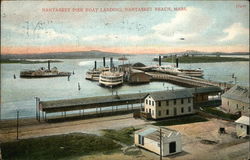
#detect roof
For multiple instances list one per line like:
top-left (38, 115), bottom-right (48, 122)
top-left (222, 85), bottom-right (249, 104)
top-left (235, 116), bottom-right (249, 125)
top-left (132, 62), bottom-right (146, 67)
top-left (147, 89), bottom-right (193, 101)
top-left (135, 126), bottom-right (180, 141)
top-left (188, 86), bottom-right (222, 94)
top-left (40, 92), bottom-right (148, 109)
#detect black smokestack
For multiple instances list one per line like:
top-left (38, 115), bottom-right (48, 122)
top-left (103, 57), bottom-right (106, 67)
top-left (176, 57), bottom-right (179, 68)
top-left (159, 56), bottom-right (161, 66)
top-left (94, 61), bottom-right (97, 70)
top-left (110, 57), bottom-right (113, 68)
top-left (48, 60), bottom-right (50, 70)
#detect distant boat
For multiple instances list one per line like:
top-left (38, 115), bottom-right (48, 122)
top-left (118, 56), bottom-right (128, 61)
top-left (20, 61), bottom-right (71, 78)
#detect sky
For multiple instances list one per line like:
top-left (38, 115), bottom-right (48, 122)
top-left (1, 1), bottom-right (249, 54)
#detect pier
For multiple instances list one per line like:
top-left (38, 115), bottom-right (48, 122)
top-left (147, 72), bottom-right (234, 90)
top-left (37, 86), bottom-right (222, 122)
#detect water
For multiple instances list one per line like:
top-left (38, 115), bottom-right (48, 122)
top-left (0, 55), bottom-right (249, 119)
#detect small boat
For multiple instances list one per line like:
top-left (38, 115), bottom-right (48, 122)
top-left (118, 56), bottom-right (128, 61)
top-left (99, 70), bottom-right (124, 88)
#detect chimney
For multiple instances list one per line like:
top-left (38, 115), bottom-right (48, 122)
top-left (176, 57), bottom-right (179, 68)
top-left (110, 57), bottom-right (113, 68)
top-left (94, 61), bottom-right (97, 70)
top-left (48, 60), bottom-right (50, 71)
top-left (159, 55), bottom-right (161, 66)
top-left (103, 57), bottom-right (106, 67)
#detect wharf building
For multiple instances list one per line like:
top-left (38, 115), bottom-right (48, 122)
top-left (221, 85), bottom-right (249, 116)
top-left (143, 90), bottom-right (194, 119)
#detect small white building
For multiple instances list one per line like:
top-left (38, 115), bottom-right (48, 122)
top-left (221, 85), bottom-right (249, 116)
top-left (235, 116), bottom-right (250, 137)
top-left (144, 89), bottom-right (194, 119)
top-left (134, 126), bottom-right (182, 156)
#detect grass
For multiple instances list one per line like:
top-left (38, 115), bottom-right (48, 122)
top-left (152, 115), bottom-right (208, 126)
top-left (102, 127), bottom-right (136, 145)
top-left (154, 56), bottom-right (249, 63)
top-left (202, 107), bottom-right (239, 120)
top-left (1, 133), bottom-right (121, 160)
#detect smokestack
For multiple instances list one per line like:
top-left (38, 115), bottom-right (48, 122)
top-left (94, 61), bottom-right (97, 70)
top-left (176, 57), bottom-right (179, 68)
top-left (159, 56), bottom-right (161, 66)
top-left (48, 60), bottom-right (50, 71)
top-left (110, 57), bottom-right (113, 68)
top-left (103, 57), bottom-right (106, 67)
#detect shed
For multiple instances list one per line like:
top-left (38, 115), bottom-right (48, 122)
top-left (134, 126), bottom-right (182, 156)
top-left (235, 116), bottom-right (249, 137)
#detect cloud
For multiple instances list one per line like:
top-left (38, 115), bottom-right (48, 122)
top-left (82, 34), bottom-right (146, 43)
top-left (151, 7), bottom-right (212, 42)
top-left (219, 23), bottom-right (249, 42)
top-left (2, 24), bottom-right (73, 46)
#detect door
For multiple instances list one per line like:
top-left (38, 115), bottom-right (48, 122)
top-left (174, 108), bottom-right (177, 116)
top-left (169, 141), bottom-right (176, 153)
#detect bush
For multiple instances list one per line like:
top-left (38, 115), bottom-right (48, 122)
top-left (153, 115), bottom-right (208, 126)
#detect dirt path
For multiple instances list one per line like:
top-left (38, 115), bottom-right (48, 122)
top-left (0, 114), bottom-right (150, 142)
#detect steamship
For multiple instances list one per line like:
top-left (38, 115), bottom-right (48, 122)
top-left (99, 70), bottom-right (124, 87)
top-left (98, 57), bottom-right (124, 87)
top-left (20, 61), bottom-right (71, 78)
top-left (155, 56), bottom-right (204, 77)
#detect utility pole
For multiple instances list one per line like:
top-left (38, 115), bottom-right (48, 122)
top-left (159, 128), bottom-right (162, 160)
top-left (16, 110), bottom-right (19, 140)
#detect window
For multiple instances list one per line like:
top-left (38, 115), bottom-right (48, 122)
top-left (236, 104), bottom-right (238, 109)
top-left (166, 109), bottom-right (169, 115)
top-left (152, 110), bottom-right (154, 116)
top-left (188, 98), bottom-right (191, 103)
top-left (174, 99), bottom-right (176, 105)
top-left (181, 99), bottom-right (184, 104)
top-left (149, 100), bottom-right (151, 105)
top-left (152, 101), bottom-right (154, 106)
top-left (146, 108), bottom-right (148, 112)
top-left (188, 106), bottom-right (191, 112)
top-left (158, 111), bottom-right (161, 116)
top-left (243, 106), bottom-right (245, 110)
top-left (146, 99), bottom-right (148, 105)
top-left (149, 109), bottom-right (151, 113)
top-left (227, 101), bottom-right (229, 106)
top-left (166, 100), bottom-right (169, 106)
top-left (181, 107), bottom-right (184, 113)
top-left (158, 101), bottom-right (161, 107)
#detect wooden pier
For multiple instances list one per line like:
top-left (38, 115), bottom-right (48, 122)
top-left (147, 72), bottom-right (234, 90)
